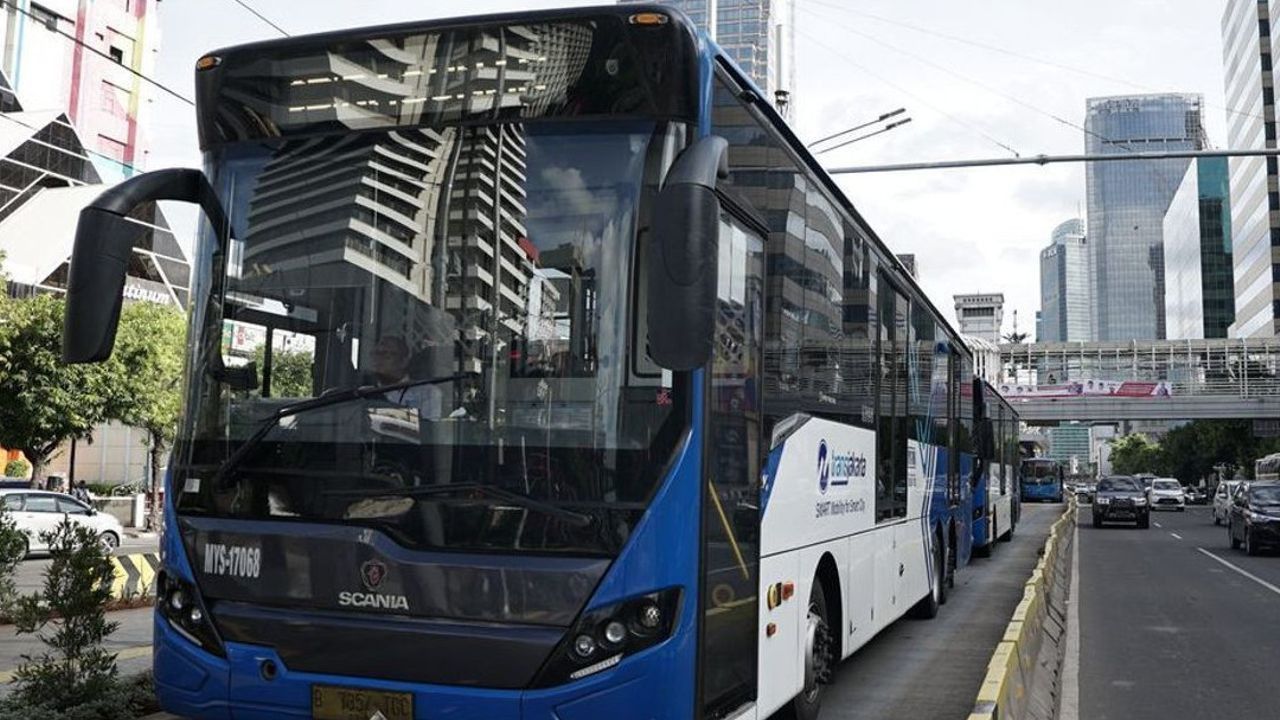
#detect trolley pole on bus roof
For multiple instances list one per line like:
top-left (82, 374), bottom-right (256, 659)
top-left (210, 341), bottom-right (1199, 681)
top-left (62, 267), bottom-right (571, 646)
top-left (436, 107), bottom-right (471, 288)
top-left (825, 147), bottom-right (1280, 174)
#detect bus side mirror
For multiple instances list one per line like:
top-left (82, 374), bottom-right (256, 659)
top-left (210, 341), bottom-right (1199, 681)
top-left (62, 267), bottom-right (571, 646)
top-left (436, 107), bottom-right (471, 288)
top-left (646, 135), bottom-right (728, 371)
top-left (63, 168), bottom-right (229, 364)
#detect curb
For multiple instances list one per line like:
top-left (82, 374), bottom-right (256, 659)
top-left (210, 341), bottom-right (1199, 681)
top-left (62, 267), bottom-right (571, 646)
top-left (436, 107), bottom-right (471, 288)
top-left (110, 552), bottom-right (161, 600)
top-left (968, 499), bottom-right (1077, 720)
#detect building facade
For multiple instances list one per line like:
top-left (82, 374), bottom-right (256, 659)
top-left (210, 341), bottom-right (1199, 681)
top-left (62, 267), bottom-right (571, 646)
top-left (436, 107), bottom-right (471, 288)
top-left (1221, 0), bottom-right (1279, 338)
top-left (0, 0), bottom-right (164, 182)
top-left (1163, 156), bottom-right (1235, 339)
top-left (0, 1), bottom-right (186, 488)
top-left (1039, 218), bottom-right (1091, 342)
top-left (619, 0), bottom-right (795, 111)
top-left (954, 293), bottom-right (1004, 344)
top-left (1048, 424), bottom-right (1092, 474)
top-left (1085, 93), bottom-right (1206, 340)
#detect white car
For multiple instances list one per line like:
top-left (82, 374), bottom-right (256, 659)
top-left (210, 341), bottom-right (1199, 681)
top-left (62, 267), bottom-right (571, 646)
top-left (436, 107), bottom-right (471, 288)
top-left (1149, 478), bottom-right (1186, 511)
top-left (0, 489), bottom-right (124, 555)
top-left (1213, 480), bottom-right (1244, 526)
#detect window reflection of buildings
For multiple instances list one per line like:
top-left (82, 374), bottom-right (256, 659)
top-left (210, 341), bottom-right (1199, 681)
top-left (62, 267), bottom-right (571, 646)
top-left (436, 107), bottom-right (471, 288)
top-left (239, 24), bottom-right (593, 372)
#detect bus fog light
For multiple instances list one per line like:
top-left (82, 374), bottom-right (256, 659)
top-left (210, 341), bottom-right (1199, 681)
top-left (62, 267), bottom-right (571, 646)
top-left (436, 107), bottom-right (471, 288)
top-left (604, 620), bottom-right (627, 645)
top-left (638, 604), bottom-right (661, 629)
top-left (573, 634), bottom-right (597, 658)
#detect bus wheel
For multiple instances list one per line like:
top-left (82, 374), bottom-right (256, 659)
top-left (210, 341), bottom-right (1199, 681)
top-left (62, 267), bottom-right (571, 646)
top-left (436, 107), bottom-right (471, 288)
top-left (911, 536), bottom-right (944, 619)
top-left (790, 582), bottom-right (833, 720)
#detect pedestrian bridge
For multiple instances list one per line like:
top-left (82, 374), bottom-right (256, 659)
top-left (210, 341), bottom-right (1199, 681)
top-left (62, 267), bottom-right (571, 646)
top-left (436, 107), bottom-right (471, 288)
top-left (993, 338), bottom-right (1280, 423)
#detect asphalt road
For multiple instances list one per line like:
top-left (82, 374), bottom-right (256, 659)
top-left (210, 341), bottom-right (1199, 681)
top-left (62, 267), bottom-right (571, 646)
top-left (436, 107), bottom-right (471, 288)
top-left (14, 534), bottom-right (158, 594)
top-left (812, 502), bottom-right (1062, 720)
top-left (1076, 504), bottom-right (1280, 720)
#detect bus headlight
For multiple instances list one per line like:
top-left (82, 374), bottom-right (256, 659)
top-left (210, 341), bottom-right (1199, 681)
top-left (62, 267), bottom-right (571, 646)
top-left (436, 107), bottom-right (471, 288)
top-left (531, 587), bottom-right (681, 688)
top-left (157, 571), bottom-right (225, 658)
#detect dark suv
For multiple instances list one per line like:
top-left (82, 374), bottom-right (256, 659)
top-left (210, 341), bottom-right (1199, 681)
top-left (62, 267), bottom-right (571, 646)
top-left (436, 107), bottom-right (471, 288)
top-left (1091, 476), bottom-right (1150, 528)
top-left (1228, 482), bottom-right (1280, 555)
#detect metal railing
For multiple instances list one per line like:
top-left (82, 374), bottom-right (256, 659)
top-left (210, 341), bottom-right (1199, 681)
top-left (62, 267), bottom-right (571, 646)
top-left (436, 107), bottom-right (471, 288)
top-left (998, 338), bottom-right (1280, 399)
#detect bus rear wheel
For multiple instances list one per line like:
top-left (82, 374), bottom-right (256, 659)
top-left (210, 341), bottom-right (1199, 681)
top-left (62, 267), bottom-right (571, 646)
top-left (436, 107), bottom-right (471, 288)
top-left (788, 582), bottom-right (833, 720)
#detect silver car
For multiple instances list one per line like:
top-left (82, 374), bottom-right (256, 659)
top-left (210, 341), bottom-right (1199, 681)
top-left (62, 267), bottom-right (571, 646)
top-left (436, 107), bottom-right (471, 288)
top-left (1149, 478), bottom-right (1186, 511)
top-left (1213, 480), bottom-right (1243, 526)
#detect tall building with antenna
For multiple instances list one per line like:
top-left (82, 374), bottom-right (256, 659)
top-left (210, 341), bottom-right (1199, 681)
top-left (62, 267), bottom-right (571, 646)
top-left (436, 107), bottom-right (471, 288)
top-left (618, 0), bottom-right (795, 114)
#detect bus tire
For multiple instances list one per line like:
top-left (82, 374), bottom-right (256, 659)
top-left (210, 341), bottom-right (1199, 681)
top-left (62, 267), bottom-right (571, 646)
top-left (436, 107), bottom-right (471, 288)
top-left (911, 535), bottom-right (944, 619)
top-left (788, 582), bottom-right (833, 720)
top-left (946, 523), bottom-right (957, 589)
top-left (1001, 518), bottom-right (1014, 542)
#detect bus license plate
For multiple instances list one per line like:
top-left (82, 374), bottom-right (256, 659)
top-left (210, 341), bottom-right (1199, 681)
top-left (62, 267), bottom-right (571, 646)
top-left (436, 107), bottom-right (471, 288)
top-left (311, 685), bottom-right (413, 720)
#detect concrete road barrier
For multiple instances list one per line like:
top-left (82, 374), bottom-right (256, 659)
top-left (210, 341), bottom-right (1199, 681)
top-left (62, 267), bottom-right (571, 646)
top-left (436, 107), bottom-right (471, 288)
top-left (969, 500), bottom-right (1077, 720)
top-left (110, 552), bottom-right (160, 600)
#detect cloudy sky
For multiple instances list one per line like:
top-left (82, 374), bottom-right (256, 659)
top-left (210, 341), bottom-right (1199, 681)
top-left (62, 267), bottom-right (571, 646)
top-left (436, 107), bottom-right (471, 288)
top-left (149, 0), bottom-right (1231, 335)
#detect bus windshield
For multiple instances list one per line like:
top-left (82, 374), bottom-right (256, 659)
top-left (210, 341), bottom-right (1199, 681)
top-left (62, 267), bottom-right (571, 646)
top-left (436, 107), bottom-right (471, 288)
top-left (173, 119), bottom-right (686, 556)
top-left (1023, 462), bottom-right (1060, 485)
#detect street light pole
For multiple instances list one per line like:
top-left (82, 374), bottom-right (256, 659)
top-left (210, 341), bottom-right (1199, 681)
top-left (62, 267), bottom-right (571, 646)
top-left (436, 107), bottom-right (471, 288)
top-left (826, 147), bottom-right (1280, 174)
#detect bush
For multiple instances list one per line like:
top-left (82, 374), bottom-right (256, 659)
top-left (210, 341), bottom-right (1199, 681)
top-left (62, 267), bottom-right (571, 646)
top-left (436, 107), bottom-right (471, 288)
top-left (7, 519), bottom-right (119, 711)
top-left (0, 671), bottom-right (157, 719)
top-left (86, 482), bottom-right (114, 497)
top-left (3, 458), bottom-right (29, 478)
top-left (0, 506), bottom-right (26, 614)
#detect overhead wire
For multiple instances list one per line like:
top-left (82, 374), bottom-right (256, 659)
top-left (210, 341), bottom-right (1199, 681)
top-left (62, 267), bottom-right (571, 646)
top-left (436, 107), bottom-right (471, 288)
top-left (801, 4), bottom-right (1137, 152)
top-left (228, 0), bottom-right (290, 37)
top-left (795, 26), bottom-right (1023, 157)
top-left (805, 0), bottom-right (1267, 126)
top-left (0, 0), bottom-right (193, 106)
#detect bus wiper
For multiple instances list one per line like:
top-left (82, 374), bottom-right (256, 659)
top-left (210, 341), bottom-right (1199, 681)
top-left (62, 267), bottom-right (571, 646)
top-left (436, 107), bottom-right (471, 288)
top-left (327, 483), bottom-right (595, 529)
top-left (211, 372), bottom-right (477, 490)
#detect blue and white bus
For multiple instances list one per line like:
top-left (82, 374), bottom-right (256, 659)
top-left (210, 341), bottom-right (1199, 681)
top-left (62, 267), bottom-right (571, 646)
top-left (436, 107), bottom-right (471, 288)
top-left (1021, 458), bottom-right (1065, 503)
top-left (62, 6), bottom-right (993, 719)
top-left (971, 382), bottom-right (1020, 555)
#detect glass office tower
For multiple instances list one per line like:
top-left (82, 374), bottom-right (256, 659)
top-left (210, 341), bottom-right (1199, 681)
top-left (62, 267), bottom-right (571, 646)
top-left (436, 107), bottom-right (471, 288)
top-left (1163, 157), bottom-right (1235, 339)
top-left (1039, 219), bottom-right (1091, 342)
top-left (1085, 94), bottom-right (1206, 340)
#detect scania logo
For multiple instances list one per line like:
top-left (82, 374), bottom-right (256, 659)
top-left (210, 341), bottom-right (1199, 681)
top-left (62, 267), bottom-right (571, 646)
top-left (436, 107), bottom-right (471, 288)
top-left (361, 559), bottom-right (388, 591)
top-left (818, 440), bottom-right (830, 494)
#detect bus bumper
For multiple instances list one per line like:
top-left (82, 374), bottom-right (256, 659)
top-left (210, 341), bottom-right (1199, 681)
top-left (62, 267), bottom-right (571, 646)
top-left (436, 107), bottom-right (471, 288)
top-left (153, 613), bottom-right (691, 720)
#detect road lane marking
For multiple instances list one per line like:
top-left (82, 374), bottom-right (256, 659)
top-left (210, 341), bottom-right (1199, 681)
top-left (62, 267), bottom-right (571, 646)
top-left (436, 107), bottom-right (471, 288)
top-left (1153, 522), bottom-right (1162, 528)
top-left (1060, 523), bottom-right (1081, 720)
top-left (1170, 533), bottom-right (1182, 540)
top-left (1196, 547), bottom-right (1280, 597)
top-left (0, 644), bottom-right (149, 684)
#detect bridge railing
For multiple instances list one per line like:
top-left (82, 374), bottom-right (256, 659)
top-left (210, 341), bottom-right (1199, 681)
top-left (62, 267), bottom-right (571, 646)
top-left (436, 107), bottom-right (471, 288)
top-left (997, 338), bottom-right (1280, 399)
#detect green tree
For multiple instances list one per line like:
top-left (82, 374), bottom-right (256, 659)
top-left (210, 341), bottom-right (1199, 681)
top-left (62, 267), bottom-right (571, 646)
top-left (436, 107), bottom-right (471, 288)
top-left (108, 302), bottom-right (187, 530)
top-left (252, 344), bottom-right (314, 398)
top-left (0, 295), bottom-right (117, 482)
top-left (1109, 433), bottom-right (1161, 475)
top-left (8, 520), bottom-right (119, 711)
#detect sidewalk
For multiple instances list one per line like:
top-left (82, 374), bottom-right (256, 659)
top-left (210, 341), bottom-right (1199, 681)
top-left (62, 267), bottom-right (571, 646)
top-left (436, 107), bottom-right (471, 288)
top-left (0, 607), bottom-right (153, 695)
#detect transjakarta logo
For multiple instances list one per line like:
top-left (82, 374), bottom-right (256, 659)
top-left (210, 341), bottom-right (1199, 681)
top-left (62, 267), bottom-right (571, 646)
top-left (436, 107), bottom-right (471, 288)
top-left (817, 439), bottom-right (867, 494)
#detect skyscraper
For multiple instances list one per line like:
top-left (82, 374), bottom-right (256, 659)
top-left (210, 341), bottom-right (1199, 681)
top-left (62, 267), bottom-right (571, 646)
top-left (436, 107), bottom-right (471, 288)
top-left (1039, 219), bottom-right (1091, 342)
top-left (954, 293), bottom-right (1004, 344)
top-left (1162, 157), bottom-right (1235, 339)
top-left (1221, 0), bottom-right (1279, 338)
top-left (618, 0), bottom-right (794, 110)
top-left (1085, 93), bottom-right (1206, 340)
